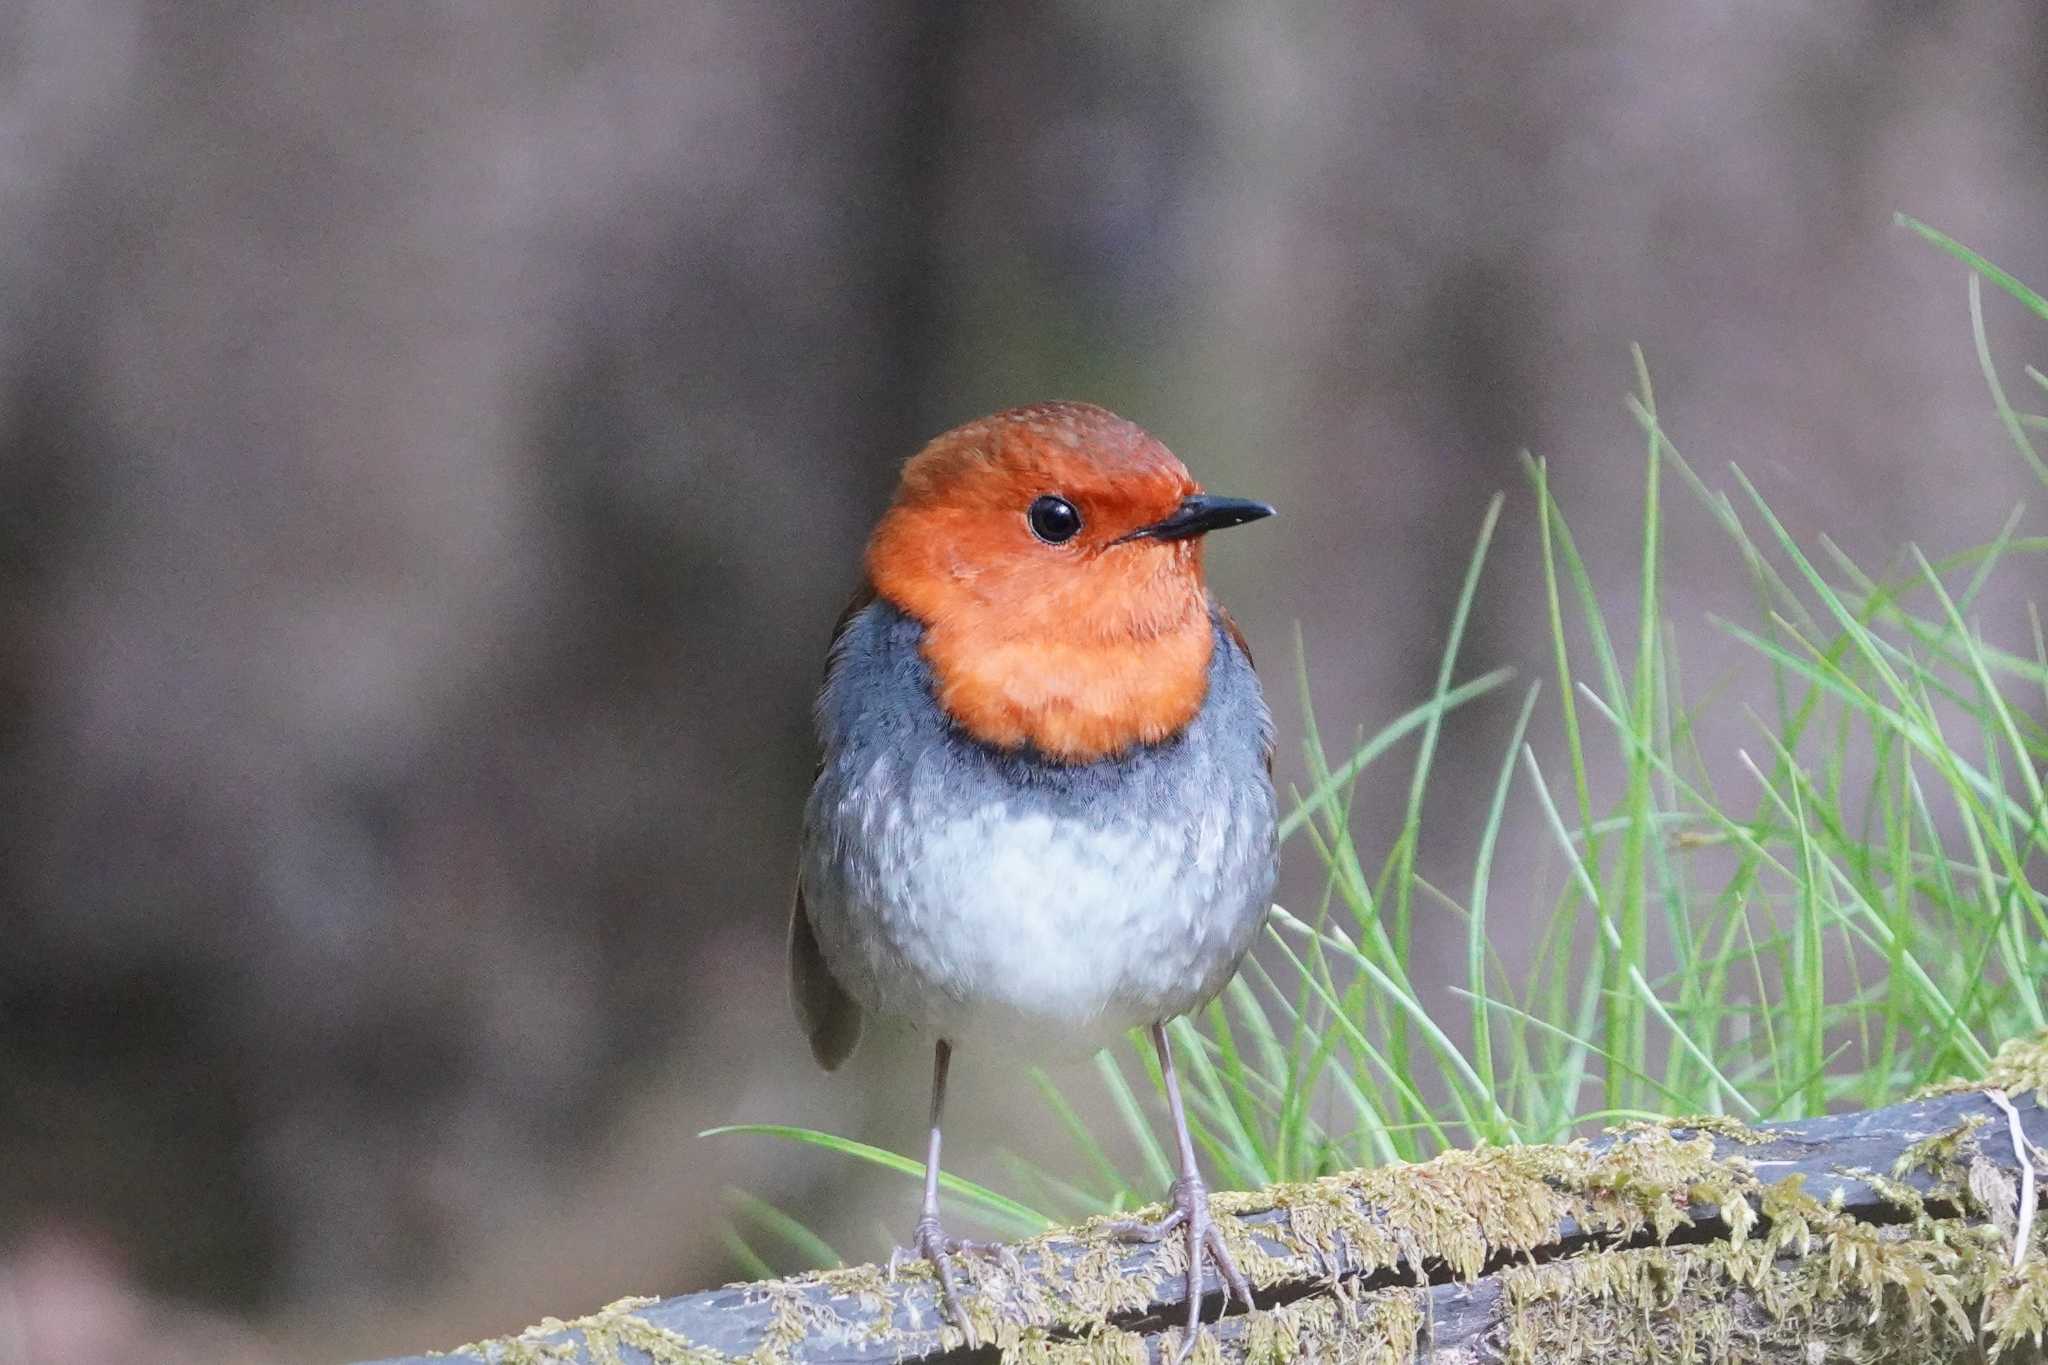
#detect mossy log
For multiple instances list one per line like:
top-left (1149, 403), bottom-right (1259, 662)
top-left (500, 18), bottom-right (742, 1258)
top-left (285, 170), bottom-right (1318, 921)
top-left (364, 1039), bottom-right (2048, 1364)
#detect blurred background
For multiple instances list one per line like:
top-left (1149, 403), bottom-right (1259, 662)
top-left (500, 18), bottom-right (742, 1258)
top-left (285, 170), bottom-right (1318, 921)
top-left (2, 3), bottom-right (2045, 1361)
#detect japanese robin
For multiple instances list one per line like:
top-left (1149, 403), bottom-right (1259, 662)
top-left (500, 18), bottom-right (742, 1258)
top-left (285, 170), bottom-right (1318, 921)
top-left (789, 401), bottom-right (1278, 1354)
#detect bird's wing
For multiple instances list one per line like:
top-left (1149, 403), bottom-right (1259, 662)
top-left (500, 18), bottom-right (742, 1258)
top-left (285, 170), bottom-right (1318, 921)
top-left (789, 878), bottom-right (862, 1070)
top-left (1215, 603), bottom-right (1274, 778)
top-left (788, 582), bottom-right (876, 1071)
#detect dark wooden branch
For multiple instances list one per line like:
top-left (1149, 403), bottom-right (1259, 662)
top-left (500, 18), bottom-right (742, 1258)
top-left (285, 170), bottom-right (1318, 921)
top-left (361, 1084), bottom-right (2048, 1364)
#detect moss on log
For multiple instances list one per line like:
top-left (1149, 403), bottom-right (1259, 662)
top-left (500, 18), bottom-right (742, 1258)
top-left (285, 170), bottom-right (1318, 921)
top-left (362, 1035), bottom-right (2048, 1363)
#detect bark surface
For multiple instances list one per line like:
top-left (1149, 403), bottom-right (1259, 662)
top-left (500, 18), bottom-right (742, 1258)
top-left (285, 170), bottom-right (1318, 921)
top-left (361, 1064), bottom-right (2048, 1364)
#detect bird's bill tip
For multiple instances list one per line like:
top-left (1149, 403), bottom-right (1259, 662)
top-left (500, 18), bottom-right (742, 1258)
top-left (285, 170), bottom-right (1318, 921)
top-left (1116, 494), bottom-right (1276, 543)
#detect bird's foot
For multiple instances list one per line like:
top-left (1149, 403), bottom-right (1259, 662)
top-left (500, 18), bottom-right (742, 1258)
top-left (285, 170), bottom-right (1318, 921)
top-left (1108, 1176), bottom-right (1254, 1362)
top-left (888, 1217), bottom-right (1016, 1346)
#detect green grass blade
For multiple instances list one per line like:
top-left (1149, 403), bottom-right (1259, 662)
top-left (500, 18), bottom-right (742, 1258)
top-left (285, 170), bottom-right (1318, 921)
top-left (701, 1125), bottom-right (1052, 1234)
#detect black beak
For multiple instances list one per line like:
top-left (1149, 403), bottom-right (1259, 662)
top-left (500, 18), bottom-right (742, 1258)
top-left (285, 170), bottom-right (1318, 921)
top-left (1114, 494), bottom-right (1276, 544)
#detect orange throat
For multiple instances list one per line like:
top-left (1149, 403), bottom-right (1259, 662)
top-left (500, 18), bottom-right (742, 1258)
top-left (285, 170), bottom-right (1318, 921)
top-left (916, 610), bottom-right (1213, 763)
top-left (867, 527), bottom-right (1216, 762)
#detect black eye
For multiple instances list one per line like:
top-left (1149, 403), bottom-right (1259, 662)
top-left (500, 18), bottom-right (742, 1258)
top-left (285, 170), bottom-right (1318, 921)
top-left (1027, 495), bottom-right (1082, 544)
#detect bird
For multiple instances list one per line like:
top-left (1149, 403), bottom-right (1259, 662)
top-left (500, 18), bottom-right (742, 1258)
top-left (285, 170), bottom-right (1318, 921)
top-left (789, 401), bottom-right (1278, 1355)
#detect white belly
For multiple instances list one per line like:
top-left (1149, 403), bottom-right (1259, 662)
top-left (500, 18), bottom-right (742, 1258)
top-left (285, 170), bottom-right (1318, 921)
top-left (803, 761), bottom-right (1273, 1059)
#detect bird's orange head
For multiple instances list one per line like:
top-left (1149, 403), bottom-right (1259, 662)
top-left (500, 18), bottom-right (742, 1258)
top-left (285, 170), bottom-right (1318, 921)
top-left (866, 401), bottom-right (1272, 763)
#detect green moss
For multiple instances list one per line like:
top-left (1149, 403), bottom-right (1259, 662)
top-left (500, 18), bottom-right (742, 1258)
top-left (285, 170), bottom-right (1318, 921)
top-left (451, 1046), bottom-right (2048, 1361)
top-left (1895, 1115), bottom-right (1992, 1182)
top-left (690, 1115), bottom-right (1898, 1358)
top-left (1482, 1148), bottom-right (2039, 1365)
top-left (1206, 1122), bottom-right (1754, 1296)
top-left (1218, 1290), bottom-right (1425, 1365)
top-left (1917, 1031), bottom-right (2048, 1106)
top-left (981, 1317), bottom-right (1149, 1364)
top-left (1241, 1298), bottom-right (1325, 1365)
top-left (442, 1296), bottom-right (728, 1365)
top-left (1984, 1258), bottom-right (2048, 1361)
top-left (1644, 1113), bottom-right (1775, 1146)
top-left (1495, 1239), bottom-right (1981, 1364)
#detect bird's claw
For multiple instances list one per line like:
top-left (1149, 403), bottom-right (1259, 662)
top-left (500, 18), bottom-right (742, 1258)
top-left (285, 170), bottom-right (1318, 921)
top-left (890, 1216), bottom-right (1010, 1347)
top-left (1104, 1202), bottom-right (1187, 1243)
top-left (1110, 1177), bottom-right (1254, 1361)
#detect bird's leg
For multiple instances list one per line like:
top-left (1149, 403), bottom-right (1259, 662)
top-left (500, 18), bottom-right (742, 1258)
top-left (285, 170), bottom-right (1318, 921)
top-left (884, 1039), bottom-right (993, 1346)
top-left (1107, 1022), bottom-right (1255, 1361)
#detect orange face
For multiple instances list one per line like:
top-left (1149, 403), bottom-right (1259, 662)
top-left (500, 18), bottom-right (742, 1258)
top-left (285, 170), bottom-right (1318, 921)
top-left (867, 402), bottom-right (1270, 762)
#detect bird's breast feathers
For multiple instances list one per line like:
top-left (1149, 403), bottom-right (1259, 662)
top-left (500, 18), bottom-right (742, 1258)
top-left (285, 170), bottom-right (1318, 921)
top-left (798, 600), bottom-right (1277, 1056)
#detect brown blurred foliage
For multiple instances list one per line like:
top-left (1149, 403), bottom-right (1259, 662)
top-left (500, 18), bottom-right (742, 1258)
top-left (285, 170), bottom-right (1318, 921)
top-left (0, 3), bottom-right (2043, 1361)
